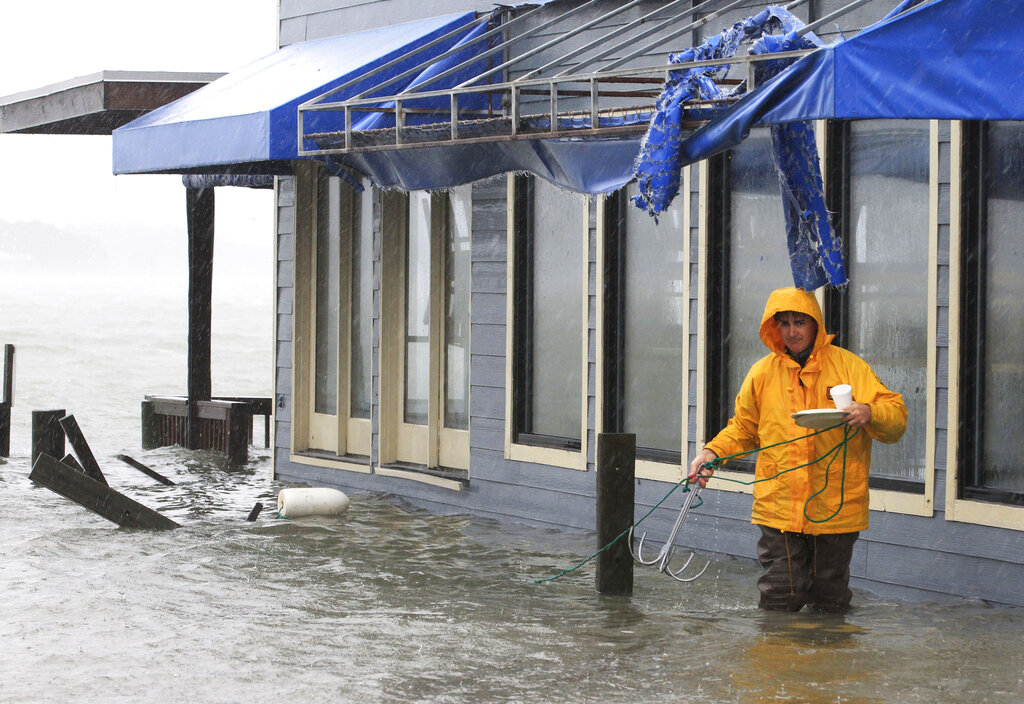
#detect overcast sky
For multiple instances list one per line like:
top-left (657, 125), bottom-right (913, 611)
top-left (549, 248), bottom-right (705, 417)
top-left (0, 0), bottom-right (280, 263)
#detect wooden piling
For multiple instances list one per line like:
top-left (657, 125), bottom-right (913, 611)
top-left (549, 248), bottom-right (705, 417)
top-left (0, 344), bottom-right (12, 457)
top-left (117, 454), bottom-right (175, 486)
top-left (141, 399), bottom-right (159, 450)
top-left (186, 186), bottom-right (215, 451)
top-left (0, 403), bottom-right (9, 459)
top-left (595, 433), bottom-right (636, 595)
top-left (30, 453), bottom-right (179, 530)
top-left (32, 409), bottom-right (66, 467)
top-left (59, 414), bottom-right (107, 486)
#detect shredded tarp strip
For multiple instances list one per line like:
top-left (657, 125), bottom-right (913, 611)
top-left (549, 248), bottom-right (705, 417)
top-left (631, 5), bottom-right (845, 290)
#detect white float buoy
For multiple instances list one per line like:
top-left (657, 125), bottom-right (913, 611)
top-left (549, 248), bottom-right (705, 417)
top-left (277, 487), bottom-right (351, 518)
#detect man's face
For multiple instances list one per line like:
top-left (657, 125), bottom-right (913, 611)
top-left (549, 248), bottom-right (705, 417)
top-left (775, 311), bottom-right (817, 355)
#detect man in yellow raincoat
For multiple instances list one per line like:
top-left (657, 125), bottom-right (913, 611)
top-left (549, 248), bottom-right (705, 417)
top-left (688, 287), bottom-right (907, 612)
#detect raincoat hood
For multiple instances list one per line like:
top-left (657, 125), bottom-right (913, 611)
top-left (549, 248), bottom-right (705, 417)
top-left (759, 287), bottom-right (833, 357)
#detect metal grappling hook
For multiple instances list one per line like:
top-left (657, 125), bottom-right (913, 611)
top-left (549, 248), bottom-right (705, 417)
top-left (629, 479), bottom-right (710, 582)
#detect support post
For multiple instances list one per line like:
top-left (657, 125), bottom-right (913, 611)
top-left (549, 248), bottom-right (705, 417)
top-left (30, 453), bottom-right (179, 530)
top-left (0, 403), bottom-right (9, 459)
top-left (595, 432), bottom-right (635, 595)
top-left (59, 414), bottom-right (107, 486)
top-left (141, 399), bottom-right (159, 450)
top-left (224, 401), bottom-right (249, 465)
top-left (186, 186), bottom-right (215, 451)
top-left (0, 344), bottom-right (13, 457)
top-left (32, 409), bottom-right (66, 467)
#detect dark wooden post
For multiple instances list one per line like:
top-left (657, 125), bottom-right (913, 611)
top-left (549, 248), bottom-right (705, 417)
top-left (225, 401), bottom-right (249, 465)
top-left (0, 344), bottom-right (13, 457)
top-left (32, 409), bottom-right (66, 467)
top-left (595, 433), bottom-right (636, 595)
top-left (141, 399), bottom-right (159, 449)
top-left (59, 414), bottom-right (107, 486)
top-left (186, 186), bottom-right (215, 451)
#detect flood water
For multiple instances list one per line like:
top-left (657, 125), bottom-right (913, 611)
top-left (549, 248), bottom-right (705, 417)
top-left (2, 277), bottom-right (1023, 703)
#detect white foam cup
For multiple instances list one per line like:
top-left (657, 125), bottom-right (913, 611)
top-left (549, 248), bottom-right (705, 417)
top-left (832, 384), bottom-right (853, 410)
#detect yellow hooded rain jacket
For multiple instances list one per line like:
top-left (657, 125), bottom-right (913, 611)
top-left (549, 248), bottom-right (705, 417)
top-left (704, 287), bottom-right (908, 534)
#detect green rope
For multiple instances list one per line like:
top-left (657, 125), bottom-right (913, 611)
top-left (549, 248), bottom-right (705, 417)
top-left (530, 422), bottom-right (859, 584)
top-left (701, 423), bottom-right (860, 523)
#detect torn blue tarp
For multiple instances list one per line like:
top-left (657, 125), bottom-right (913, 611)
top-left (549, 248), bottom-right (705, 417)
top-left (631, 6), bottom-right (810, 218)
top-left (632, 6), bottom-right (845, 289)
top-left (680, 0), bottom-right (1024, 165)
top-left (752, 32), bottom-right (845, 290)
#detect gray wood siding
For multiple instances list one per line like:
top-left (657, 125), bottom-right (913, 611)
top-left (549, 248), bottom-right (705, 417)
top-left (270, 0), bottom-right (1024, 607)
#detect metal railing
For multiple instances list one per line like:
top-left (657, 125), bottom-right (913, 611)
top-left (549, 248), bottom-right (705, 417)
top-left (296, 0), bottom-right (903, 156)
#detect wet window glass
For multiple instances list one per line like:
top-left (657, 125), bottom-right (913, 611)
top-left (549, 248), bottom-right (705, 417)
top-left (620, 184), bottom-right (684, 455)
top-left (845, 119), bottom-right (929, 483)
top-left (445, 187), bottom-right (472, 430)
top-left (404, 191), bottom-right (431, 426)
top-left (979, 121), bottom-right (1024, 495)
top-left (350, 181), bottom-right (373, 420)
top-left (515, 176), bottom-right (584, 445)
top-left (726, 130), bottom-right (790, 411)
top-left (314, 170), bottom-right (339, 415)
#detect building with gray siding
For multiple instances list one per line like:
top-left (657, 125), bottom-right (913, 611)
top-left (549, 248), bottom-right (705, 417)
top-left (112, 0), bottom-right (1024, 606)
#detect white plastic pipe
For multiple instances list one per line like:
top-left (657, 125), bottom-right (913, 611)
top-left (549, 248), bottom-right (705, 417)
top-left (277, 487), bottom-right (351, 518)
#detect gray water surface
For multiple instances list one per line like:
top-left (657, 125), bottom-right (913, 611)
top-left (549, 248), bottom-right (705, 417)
top-left (2, 449), bottom-right (1022, 704)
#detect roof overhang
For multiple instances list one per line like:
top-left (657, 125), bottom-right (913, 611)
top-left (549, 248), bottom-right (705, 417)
top-left (0, 71), bottom-right (223, 135)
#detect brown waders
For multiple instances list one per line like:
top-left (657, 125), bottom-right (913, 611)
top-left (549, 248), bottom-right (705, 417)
top-left (756, 525), bottom-right (859, 613)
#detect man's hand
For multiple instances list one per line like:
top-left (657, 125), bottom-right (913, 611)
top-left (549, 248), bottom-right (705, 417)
top-left (688, 448), bottom-right (718, 488)
top-left (843, 402), bottom-right (872, 428)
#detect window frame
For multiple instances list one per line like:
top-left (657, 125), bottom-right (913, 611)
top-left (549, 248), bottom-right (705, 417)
top-left (822, 119), bottom-right (937, 514)
top-left (504, 174), bottom-right (589, 471)
top-left (379, 188), bottom-right (470, 488)
top-left (598, 188), bottom-right (685, 476)
top-left (289, 162), bottom-right (373, 474)
top-left (947, 120), bottom-right (1024, 527)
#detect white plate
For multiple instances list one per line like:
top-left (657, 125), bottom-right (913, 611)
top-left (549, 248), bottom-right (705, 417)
top-left (791, 409), bottom-right (849, 430)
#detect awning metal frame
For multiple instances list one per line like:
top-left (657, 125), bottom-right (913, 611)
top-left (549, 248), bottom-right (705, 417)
top-left (296, 0), bottom-right (894, 157)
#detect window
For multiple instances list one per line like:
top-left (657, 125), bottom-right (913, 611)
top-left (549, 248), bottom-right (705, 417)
top-left (826, 119), bottom-right (931, 493)
top-left (959, 121), bottom-right (1024, 507)
top-left (293, 164), bottom-right (373, 463)
top-left (507, 175), bottom-right (587, 466)
top-left (603, 185), bottom-right (684, 463)
top-left (705, 129), bottom-right (791, 471)
top-left (380, 187), bottom-right (471, 477)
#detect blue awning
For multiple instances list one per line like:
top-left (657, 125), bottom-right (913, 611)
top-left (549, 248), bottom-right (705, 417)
top-left (681, 0), bottom-right (1024, 164)
top-left (112, 12), bottom-right (482, 174)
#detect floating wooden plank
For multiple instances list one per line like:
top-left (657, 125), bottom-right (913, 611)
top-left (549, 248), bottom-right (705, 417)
top-left (116, 454), bottom-right (175, 486)
top-left (29, 453), bottom-right (179, 530)
top-left (59, 414), bottom-right (107, 485)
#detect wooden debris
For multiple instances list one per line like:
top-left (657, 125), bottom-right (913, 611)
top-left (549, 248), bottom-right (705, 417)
top-left (58, 414), bottom-right (107, 486)
top-left (30, 453), bottom-right (179, 530)
top-left (116, 454), bottom-right (175, 486)
top-left (246, 502), bottom-right (263, 522)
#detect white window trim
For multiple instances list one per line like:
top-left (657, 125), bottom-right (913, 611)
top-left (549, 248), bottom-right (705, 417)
top-left (945, 120), bottom-right (1024, 531)
top-left (288, 162), bottom-right (372, 474)
top-left (504, 174), bottom-right (588, 471)
top-left (379, 189), bottom-right (470, 478)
